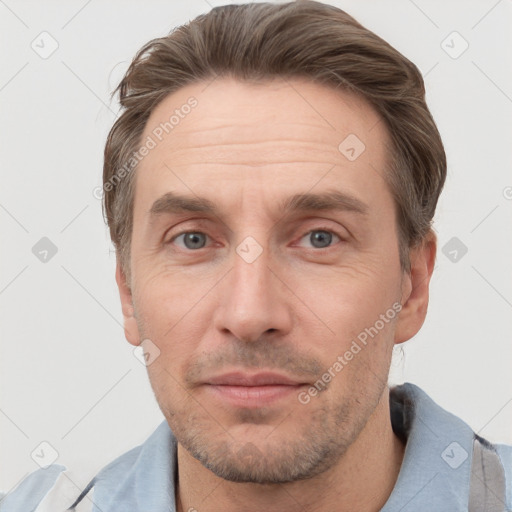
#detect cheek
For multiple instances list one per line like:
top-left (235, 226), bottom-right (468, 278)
top-left (146, 364), bottom-right (190, 420)
top-left (133, 270), bottom-right (209, 369)
top-left (136, 265), bottom-right (208, 327)
top-left (296, 263), bottom-right (400, 376)
top-left (301, 261), bottom-right (400, 332)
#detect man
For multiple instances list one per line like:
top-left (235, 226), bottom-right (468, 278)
top-left (2, 1), bottom-right (510, 510)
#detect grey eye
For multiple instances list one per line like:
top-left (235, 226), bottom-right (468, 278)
top-left (309, 230), bottom-right (333, 248)
top-left (176, 232), bottom-right (208, 250)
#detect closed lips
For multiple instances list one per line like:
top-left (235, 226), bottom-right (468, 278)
top-left (205, 372), bottom-right (308, 386)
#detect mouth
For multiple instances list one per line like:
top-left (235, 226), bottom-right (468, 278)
top-left (203, 371), bottom-right (309, 408)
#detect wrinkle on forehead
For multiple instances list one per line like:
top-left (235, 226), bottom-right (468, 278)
top-left (138, 76), bottom-right (388, 170)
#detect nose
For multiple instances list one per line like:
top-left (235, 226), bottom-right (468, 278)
top-left (213, 242), bottom-right (293, 343)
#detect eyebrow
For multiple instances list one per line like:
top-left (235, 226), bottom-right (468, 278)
top-left (148, 189), bottom-right (369, 219)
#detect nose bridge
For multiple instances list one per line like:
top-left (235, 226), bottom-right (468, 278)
top-left (230, 241), bottom-right (274, 319)
top-left (232, 243), bottom-right (270, 303)
top-left (213, 236), bottom-right (292, 342)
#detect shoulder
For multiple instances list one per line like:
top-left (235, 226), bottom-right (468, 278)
top-left (0, 420), bottom-right (174, 512)
top-left (390, 382), bottom-right (512, 509)
top-left (487, 440), bottom-right (512, 507)
top-left (0, 464), bottom-right (72, 511)
top-left (0, 426), bottom-right (164, 511)
top-left (0, 446), bottom-right (144, 511)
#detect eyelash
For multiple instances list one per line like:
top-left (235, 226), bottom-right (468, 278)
top-left (166, 227), bottom-right (343, 251)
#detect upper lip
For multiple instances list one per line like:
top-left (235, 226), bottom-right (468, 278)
top-left (205, 371), bottom-right (306, 386)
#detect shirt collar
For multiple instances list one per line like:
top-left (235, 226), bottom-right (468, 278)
top-left (92, 420), bottom-right (178, 511)
top-left (381, 382), bottom-right (474, 511)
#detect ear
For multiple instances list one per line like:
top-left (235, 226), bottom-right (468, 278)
top-left (394, 231), bottom-right (437, 344)
top-left (115, 259), bottom-right (141, 347)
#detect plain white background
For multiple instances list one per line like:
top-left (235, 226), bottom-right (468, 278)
top-left (1, 0), bottom-right (511, 494)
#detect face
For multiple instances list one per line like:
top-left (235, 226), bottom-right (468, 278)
top-left (117, 77), bottom-right (426, 484)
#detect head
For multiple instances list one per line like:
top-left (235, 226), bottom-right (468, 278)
top-left (105, 1), bottom-right (445, 484)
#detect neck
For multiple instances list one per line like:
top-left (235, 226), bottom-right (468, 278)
top-left (176, 389), bottom-right (404, 512)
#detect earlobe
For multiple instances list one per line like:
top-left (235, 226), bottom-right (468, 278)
top-left (115, 260), bottom-right (141, 347)
top-left (394, 232), bottom-right (437, 345)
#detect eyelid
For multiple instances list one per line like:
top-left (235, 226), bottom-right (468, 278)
top-left (163, 218), bottom-right (213, 244)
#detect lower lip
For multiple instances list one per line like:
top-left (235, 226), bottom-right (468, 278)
top-left (206, 384), bottom-right (304, 408)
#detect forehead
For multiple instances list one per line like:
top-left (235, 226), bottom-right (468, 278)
top-left (135, 77), bottom-right (392, 213)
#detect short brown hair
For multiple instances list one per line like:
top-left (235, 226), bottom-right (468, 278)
top-left (103, 0), bottom-right (446, 281)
